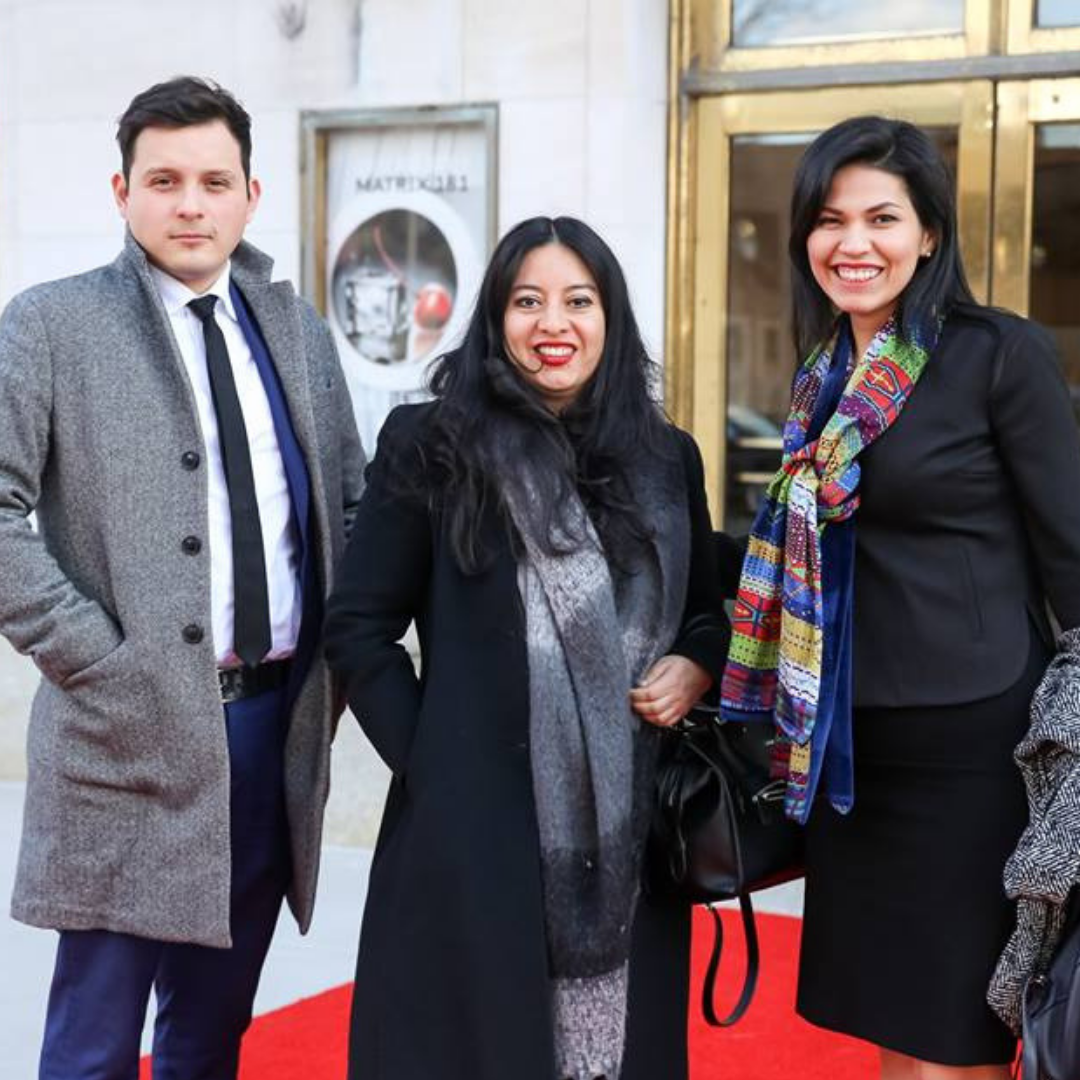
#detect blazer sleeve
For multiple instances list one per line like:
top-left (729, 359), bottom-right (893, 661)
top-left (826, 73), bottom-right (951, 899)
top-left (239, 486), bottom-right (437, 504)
top-left (668, 428), bottom-right (732, 688)
top-left (324, 405), bottom-right (432, 776)
top-left (991, 318), bottom-right (1080, 631)
top-left (0, 291), bottom-right (124, 684)
top-left (323, 321), bottom-right (366, 537)
top-left (714, 531), bottom-right (749, 599)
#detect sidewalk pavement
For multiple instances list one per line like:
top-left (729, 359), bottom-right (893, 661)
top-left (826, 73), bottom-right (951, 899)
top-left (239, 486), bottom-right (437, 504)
top-left (0, 782), bottom-right (371, 1078)
top-left (0, 780), bottom-right (803, 1077)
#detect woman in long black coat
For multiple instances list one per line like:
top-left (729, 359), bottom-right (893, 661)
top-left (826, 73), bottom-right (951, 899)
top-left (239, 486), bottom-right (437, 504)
top-left (325, 216), bottom-right (729, 1080)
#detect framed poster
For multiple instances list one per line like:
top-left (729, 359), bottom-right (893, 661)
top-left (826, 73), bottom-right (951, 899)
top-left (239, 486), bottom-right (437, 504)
top-left (300, 104), bottom-right (498, 455)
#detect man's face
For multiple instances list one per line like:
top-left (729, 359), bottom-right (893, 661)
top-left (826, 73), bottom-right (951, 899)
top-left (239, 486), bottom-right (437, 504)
top-left (112, 120), bottom-right (261, 293)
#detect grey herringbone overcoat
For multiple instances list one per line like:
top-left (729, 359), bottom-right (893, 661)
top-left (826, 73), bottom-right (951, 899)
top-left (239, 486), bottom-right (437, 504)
top-left (0, 233), bottom-right (364, 947)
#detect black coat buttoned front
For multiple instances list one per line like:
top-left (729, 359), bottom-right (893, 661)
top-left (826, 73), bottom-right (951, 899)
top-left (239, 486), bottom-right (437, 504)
top-left (797, 306), bottom-right (1080, 1064)
top-left (326, 403), bottom-right (729, 1080)
top-left (852, 306), bottom-right (1080, 706)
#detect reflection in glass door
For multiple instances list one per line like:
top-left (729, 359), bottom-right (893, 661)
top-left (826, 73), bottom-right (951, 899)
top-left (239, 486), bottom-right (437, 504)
top-left (995, 79), bottom-right (1080, 422)
top-left (689, 84), bottom-right (992, 527)
top-left (1032, 123), bottom-right (1080, 419)
top-left (731, 0), bottom-right (964, 47)
top-left (724, 129), bottom-right (960, 532)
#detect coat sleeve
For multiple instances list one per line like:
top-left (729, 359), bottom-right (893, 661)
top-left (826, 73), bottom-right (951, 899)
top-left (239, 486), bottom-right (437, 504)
top-left (324, 405), bottom-right (432, 775)
top-left (668, 429), bottom-right (732, 688)
top-left (0, 291), bottom-right (124, 684)
top-left (990, 319), bottom-right (1080, 632)
top-left (322, 319), bottom-right (366, 537)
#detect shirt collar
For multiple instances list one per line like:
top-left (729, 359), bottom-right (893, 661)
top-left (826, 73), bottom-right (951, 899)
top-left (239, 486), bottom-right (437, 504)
top-left (149, 262), bottom-right (236, 322)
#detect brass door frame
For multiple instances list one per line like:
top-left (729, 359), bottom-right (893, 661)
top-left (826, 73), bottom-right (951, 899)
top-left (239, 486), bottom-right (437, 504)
top-left (1007, 0), bottom-right (1080, 55)
top-left (670, 82), bottom-right (994, 516)
top-left (685, 0), bottom-right (998, 75)
top-left (993, 77), bottom-right (1080, 312)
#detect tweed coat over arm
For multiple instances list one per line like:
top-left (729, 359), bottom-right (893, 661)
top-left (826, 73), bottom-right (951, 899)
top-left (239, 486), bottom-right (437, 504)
top-left (988, 626), bottom-right (1080, 1032)
top-left (0, 233), bottom-right (364, 947)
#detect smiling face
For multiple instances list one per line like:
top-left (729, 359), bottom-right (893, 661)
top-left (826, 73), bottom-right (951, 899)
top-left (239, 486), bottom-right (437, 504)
top-left (112, 120), bottom-right (261, 294)
top-left (807, 163), bottom-right (935, 352)
top-left (502, 242), bottom-right (606, 413)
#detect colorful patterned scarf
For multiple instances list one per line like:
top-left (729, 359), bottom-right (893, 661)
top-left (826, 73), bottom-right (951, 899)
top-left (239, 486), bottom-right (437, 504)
top-left (720, 315), bottom-right (940, 822)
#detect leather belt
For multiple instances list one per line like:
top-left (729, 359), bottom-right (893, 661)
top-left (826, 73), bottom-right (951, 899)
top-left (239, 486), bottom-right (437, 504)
top-left (218, 660), bottom-right (291, 704)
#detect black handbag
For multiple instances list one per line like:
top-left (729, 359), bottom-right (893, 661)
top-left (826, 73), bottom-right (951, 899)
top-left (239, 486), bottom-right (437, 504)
top-left (649, 710), bottom-right (805, 1025)
top-left (1021, 890), bottom-right (1080, 1080)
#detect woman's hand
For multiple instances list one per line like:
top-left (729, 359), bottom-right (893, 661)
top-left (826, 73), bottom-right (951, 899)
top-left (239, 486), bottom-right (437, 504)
top-left (629, 655), bottom-right (713, 728)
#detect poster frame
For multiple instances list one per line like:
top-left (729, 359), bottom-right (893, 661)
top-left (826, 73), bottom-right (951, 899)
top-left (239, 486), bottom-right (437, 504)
top-left (298, 102), bottom-right (499, 317)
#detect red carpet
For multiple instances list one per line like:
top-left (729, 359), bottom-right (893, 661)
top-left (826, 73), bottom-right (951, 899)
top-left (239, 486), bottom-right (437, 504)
top-left (140, 909), bottom-right (875, 1078)
top-left (688, 909), bottom-right (875, 1080)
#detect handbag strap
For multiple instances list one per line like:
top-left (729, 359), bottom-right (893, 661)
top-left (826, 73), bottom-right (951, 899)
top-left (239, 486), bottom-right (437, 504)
top-left (701, 893), bottom-right (761, 1027)
top-left (1020, 979), bottom-right (1042, 1080)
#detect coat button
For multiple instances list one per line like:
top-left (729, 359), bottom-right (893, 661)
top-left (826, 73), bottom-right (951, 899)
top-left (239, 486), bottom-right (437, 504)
top-left (181, 451), bottom-right (201, 471)
top-left (181, 535), bottom-right (202, 556)
top-left (182, 623), bottom-right (204, 645)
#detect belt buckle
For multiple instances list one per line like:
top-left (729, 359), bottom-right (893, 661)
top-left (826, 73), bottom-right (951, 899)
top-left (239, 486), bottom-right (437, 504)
top-left (219, 666), bottom-right (246, 704)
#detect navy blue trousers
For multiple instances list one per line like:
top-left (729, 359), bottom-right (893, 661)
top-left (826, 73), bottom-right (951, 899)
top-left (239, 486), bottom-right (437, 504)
top-left (39, 688), bottom-right (292, 1080)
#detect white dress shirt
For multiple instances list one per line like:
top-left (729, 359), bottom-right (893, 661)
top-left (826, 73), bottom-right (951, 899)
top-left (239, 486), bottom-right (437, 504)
top-left (151, 262), bottom-right (301, 666)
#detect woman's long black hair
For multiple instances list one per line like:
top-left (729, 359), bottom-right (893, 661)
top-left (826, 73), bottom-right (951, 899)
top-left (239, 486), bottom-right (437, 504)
top-left (788, 116), bottom-right (975, 357)
top-left (422, 215), bottom-right (672, 574)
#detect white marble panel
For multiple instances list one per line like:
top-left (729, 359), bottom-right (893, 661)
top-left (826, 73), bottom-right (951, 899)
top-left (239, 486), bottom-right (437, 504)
top-left (463, 0), bottom-right (587, 102)
top-left (236, 0), bottom-right (357, 111)
top-left (13, 231), bottom-right (126, 294)
top-left (0, 7), bottom-right (16, 120)
top-left (0, 241), bottom-right (21, 308)
top-left (597, 219), bottom-right (666, 360)
top-left (357, 0), bottom-right (464, 106)
top-left (14, 119), bottom-right (121, 240)
top-left (249, 108), bottom-right (301, 239)
top-left (583, 96), bottom-right (667, 358)
top-left (243, 225), bottom-right (300, 285)
top-left (12, 1), bottom-right (239, 123)
top-left (0, 126), bottom-right (18, 242)
top-left (584, 98), bottom-right (666, 232)
top-left (587, 0), bottom-right (667, 103)
top-left (583, 96), bottom-right (632, 227)
top-left (496, 96), bottom-right (587, 231)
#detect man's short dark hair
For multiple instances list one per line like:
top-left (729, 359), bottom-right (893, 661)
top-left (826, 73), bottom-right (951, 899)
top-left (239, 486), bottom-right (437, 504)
top-left (117, 76), bottom-right (253, 183)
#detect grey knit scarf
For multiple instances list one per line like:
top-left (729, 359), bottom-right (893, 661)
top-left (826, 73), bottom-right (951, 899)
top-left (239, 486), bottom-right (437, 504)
top-left (502, 449), bottom-right (689, 1080)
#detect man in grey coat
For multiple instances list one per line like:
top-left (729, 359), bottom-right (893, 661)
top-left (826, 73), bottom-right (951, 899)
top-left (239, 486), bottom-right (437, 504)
top-left (0, 77), bottom-right (365, 1078)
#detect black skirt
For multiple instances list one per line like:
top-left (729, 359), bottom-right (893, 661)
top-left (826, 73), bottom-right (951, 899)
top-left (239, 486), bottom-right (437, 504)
top-left (797, 630), bottom-right (1048, 1066)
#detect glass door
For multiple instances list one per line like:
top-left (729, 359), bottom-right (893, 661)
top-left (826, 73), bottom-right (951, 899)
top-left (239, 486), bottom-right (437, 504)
top-left (687, 83), bottom-right (993, 526)
top-left (994, 78), bottom-right (1080, 420)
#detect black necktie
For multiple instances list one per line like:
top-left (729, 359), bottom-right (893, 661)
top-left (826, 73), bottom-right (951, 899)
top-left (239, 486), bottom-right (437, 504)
top-left (188, 295), bottom-right (272, 668)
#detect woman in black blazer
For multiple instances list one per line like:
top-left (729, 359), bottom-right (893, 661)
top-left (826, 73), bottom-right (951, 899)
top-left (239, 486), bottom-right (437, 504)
top-left (325, 217), bottom-right (728, 1080)
top-left (721, 117), bottom-right (1080, 1078)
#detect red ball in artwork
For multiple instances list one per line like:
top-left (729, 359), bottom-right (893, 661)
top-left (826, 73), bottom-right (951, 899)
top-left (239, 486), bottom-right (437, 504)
top-left (413, 282), bottom-right (453, 330)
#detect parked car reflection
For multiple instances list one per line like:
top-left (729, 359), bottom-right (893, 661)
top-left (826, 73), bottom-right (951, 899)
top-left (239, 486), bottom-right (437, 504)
top-left (726, 403), bottom-right (783, 534)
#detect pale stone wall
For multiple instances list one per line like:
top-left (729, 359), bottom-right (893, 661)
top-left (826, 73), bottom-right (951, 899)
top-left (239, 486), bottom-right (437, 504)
top-left (0, 0), bottom-right (670, 846)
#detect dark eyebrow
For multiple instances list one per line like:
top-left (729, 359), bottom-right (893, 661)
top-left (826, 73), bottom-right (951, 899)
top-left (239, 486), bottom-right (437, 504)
top-left (510, 283), bottom-right (598, 293)
top-left (142, 167), bottom-right (237, 180)
top-left (818, 201), bottom-right (905, 214)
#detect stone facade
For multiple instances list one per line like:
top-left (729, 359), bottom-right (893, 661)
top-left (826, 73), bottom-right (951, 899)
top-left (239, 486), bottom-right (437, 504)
top-left (0, 0), bottom-right (669, 846)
